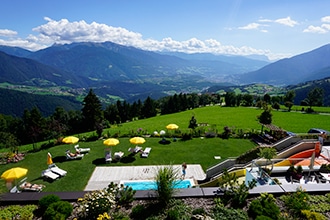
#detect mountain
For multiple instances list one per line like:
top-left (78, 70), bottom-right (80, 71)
top-left (25, 42), bottom-right (268, 87)
top-left (0, 45), bottom-right (32, 58)
top-left (239, 44), bottom-right (330, 85)
top-left (0, 51), bottom-right (88, 87)
top-left (1, 41), bottom-right (330, 117)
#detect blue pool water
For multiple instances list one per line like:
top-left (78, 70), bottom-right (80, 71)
top-left (122, 179), bottom-right (193, 190)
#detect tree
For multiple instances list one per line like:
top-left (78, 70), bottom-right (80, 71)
top-left (22, 107), bottom-right (47, 148)
top-left (141, 96), bottom-right (157, 118)
top-left (81, 89), bottom-right (103, 132)
top-left (224, 91), bottom-right (236, 107)
top-left (303, 87), bottom-right (324, 111)
top-left (283, 89), bottom-right (296, 111)
top-left (263, 93), bottom-right (271, 104)
top-left (188, 116), bottom-right (197, 129)
top-left (241, 94), bottom-right (254, 106)
top-left (257, 105), bottom-right (272, 133)
top-left (257, 147), bottom-right (277, 171)
top-left (284, 101), bottom-right (293, 112)
top-left (284, 90), bottom-right (295, 103)
top-left (272, 102), bottom-right (280, 111)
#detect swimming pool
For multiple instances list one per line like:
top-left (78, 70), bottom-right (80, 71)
top-left (120, 179), bottom-right (195, 190)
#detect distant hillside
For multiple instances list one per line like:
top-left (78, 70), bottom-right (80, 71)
top-left (0, 45), bottom-right (32, 58)
top-left (1, 41), bottom-right (330, 117)
top-left (286, 77), bottom-right (330, 106)
top-left (0, 88), bottom-right (82, 117)
top-left (239, 44), bottom-right (330, 85)
top-left (0, 51), bottom-right (88, 87)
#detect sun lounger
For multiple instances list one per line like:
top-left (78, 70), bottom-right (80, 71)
top-left (66, 151), bottom-right (84, 160)
top-left (105, 151), bottom-right (112, 163)
top-left (42, 169), bottom-right (60, 181)
top-left (128, 146), bottom-right (142, 154)
top-left (49, 164), bottom-right (67, 176)
top-left (74, 144), bottom-right (90, 153)
top-left (141, 147), bottom-right (151, 158)
top-left (19, 181), bottom-right (45, 192)
top-left (113, 151), bottom-right (124, 160)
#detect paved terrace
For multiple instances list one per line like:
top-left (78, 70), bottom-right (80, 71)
top-left (85, 164), bottom-right (206, 191)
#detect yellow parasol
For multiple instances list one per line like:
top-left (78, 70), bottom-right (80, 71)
top-left (103, 138), bottom-right (120, 146)
top-left (129, 137), bottom-right (146, 145)
top-left (1, 167), bottom-right (28, 181)
top-left (166, 124), bottom-right (179, 130)
top-left (103, 138), bottom-right (120, 160)
top-left (62, 136), bottom-right (79, 144)
top-left (47, 152), bottom-right (53, 165)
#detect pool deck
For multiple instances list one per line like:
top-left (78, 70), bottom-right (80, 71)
top-left (84, 164), bottom-right (206, 191)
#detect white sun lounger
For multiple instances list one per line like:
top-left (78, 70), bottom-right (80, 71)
top-left (49, 164), bottom-right (67, 176)
top-left (66, 151), bottom-right (84, 160)
top-left (74, 144), bottom-right (90, 153)
top-left (141, 147), bottom-right (151, 158)
top-left (113, 151), bottom-right (124, 160)
top-left (42, 169), bottom-right (60, 181)
top-left (128, 146), bottom-right (142, 154)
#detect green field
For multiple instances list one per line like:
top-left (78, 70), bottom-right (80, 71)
top-left (0, 106), bottom-right (329, 193)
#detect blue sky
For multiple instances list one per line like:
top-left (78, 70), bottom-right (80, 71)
top-left (0, 0), bottom-right (330, 60)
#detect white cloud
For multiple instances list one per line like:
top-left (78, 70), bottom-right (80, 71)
top-left (303, 25), bottom-right (328, 34)
top-left (321, 16), bottom-right (330, 23)
top-left (0, 17), bottom-right (288, 60)
top-left (0, 29), bottom-right (17, 37)
top-left (238, 23), bottom-right (261, 30)
top-left (274, 16), bottom-right (298, 27)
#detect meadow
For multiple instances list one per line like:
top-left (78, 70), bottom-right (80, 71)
top-left (1, 106), bottom-right (329, 193)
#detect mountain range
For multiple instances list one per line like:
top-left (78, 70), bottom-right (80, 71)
top-left (0, 42), bottom-right (330, 116)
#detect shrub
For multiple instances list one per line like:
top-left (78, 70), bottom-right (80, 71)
top-left (181, 132), bottom-right (193, 140)
top-left (76, 188), bottom-right (116, 219)
top-left (235, 147), bottom-right (260, 164)
top-left (117, 185), bottom-right (136, 205)
top-left (0, 205), bottom-right (37, 219)
top-left (43, 201), bottom-right (73, 220)
top-left (130, 204), bottom-right (147, 219)
top-left (192, 207), bottom-right (206, 215)
top-left (166, 209), bottom-right (180, 220)
top-left (301, 210), bottom-right (327, 220)
top-left (281, 186), bottom-right (310, 217)
top-left (38, 194), bottom-right (61, 214)
top-left (155, 165), bottom-right (180, 206)
top-left (248, 193), bottom-right (280, 219)
top-left (212, 199), bottom-right (248, 220)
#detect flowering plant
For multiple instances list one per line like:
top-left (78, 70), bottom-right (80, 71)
top-left (77, 188), bottom-right (116, 219)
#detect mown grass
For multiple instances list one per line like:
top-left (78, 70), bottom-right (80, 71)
top-left (0, 137), bottom-right (255, 193)
top-left (0, 106), bottom-right (329, 193)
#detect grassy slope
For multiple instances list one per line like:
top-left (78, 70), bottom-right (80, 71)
top-left (1, 106), bottom-right (329, 193)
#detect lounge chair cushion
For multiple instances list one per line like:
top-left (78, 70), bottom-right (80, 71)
top-left (141, 147), bottom-right (151, 158)
top-left (128, 146), bottom-right (142, 154)
top-left (74, 145), bottom-right (90, 153)
top-left (42, 169), bottom-right (60, 180)
top-left (114, 151), bottom-right (124, 160)
top-left (49, 164), bottom-right (67, 176)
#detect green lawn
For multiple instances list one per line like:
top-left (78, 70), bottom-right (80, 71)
top-left (0, 137), bottom-right (255, 192)
top-left (1, 106), bottom-right (329, 193)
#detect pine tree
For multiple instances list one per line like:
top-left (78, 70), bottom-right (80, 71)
top-left (81, 89), bottom-right (103, 132)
